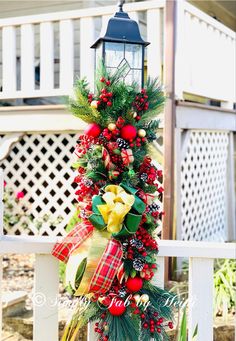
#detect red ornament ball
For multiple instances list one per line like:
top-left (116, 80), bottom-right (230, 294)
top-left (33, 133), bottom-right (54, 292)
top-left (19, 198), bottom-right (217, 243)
top-left (120, 125), bottom-right (137, 141)
top-left (126, 277), bottom-right (143, 292)
top-left (84, 123), bottom-right (101, 138)
top-left (108, 298), bottom-right (126, 316)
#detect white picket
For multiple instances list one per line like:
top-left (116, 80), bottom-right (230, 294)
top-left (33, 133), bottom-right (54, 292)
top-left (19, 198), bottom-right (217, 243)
top-left (60, 19), bottom-right (74, 92)
top-left (101, 15), bottom-right (110, 36)
top-left (189, 257), bottom-right (214, 340)
top-left (2, 26), bottom-right (16, 95)
top-left (33, 254), bottom-right (59, 341)
top-left (21, 24), bottom-right (35, 92)
top-left (40, 22), bottom-right (54, 91)
top-left (155, 256), bottom-right (165, 289)
top-left (80, 17), bottom-right (95, 88)
top-left (147, 8), bottom-right (162, 79)
top-left (0, 169), bottom-right (3, 341)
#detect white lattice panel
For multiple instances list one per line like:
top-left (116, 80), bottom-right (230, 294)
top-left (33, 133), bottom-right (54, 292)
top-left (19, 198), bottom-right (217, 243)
top-left (0, 133), bottom-right (78, 236)
top-left (180, 131), bottom-right (229, 241)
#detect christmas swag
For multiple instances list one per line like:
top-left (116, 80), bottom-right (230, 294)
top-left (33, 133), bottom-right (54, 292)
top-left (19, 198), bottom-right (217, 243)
top-left (52, 65), bottom-right (175, 341)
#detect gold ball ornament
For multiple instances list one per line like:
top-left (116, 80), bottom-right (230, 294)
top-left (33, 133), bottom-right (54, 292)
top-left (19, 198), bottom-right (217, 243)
top-left (133, 112), bottom-right (137, 118)
top-left (90, 100), bottom-right (98, 108)
top-left (140, 294), bottom-right (149, 303)
top-left (108, 123), bottom-right (116, 131)
top-left (138, 129), bottom-right (146, 138)
top-left (98, 297), bottom-right (104, 304)
top-left (133, 294), bottom-right (141, 303)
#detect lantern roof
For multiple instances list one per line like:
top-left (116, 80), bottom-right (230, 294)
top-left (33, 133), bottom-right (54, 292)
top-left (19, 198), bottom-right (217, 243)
top-left (91, 2), bottom-right (149, 48)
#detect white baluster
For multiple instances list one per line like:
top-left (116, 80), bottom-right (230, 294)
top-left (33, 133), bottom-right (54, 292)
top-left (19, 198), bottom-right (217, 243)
top-left (60, 19), bottom-right (74, 93)
top-left (147, 9), bottom-right (162, 79)
top-left (80, 17), bottom-right (95, 88)
top-left (0, 169), bottom-right (3, 341)
top-left (21, 24), bottom-right (35, 93)
top-left (101, 15), bottom-right (110, 36)
top-left (33, 254), bottom-right (59, 341)
top-left (189, 257), bottom-right (214, 340)
top-left (40, 22), bottom-right (54, 91)
top-left (129, 11), bottom-right (139, 23)
top-left (154, 256), bottom-right (165, 289)
top-left (2, 26), bottom-right (16, 95)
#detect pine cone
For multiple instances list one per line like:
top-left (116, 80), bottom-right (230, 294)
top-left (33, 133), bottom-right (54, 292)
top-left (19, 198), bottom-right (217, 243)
top-left (83, 178), bottom-right (93, 187)
top-left (118, 287), bottom-right (127, 298)
top-left (117, 138), bottom-right (129, 149)
top-left (148, 203), bottom-right (160, 213)
top-left (133, 258), bottom-right (145, 271)
top-left (140, 173), bottom-right (148, 182)
top-left (130, 239), bottom-right (143, 250)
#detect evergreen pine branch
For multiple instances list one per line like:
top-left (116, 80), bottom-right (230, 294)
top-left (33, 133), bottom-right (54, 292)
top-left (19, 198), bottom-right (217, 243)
top-left (142, 281), bottom-right (177, 321)
top-left (105, 310), bottom-right (140, 341)
top-left (139, 78), bottom-right (165, 124)
top-left (69, 80), bottom-right (101, 124)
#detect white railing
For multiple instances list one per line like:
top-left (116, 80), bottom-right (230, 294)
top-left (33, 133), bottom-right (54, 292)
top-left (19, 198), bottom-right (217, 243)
top-left (0, 234), bottom-right (235, 341)
top-left (0, 0), bottom-right (235, 106)
top-left (175, 2), bottom-right (236, 106)
top-left (0, 0), bottom-right (164, 100)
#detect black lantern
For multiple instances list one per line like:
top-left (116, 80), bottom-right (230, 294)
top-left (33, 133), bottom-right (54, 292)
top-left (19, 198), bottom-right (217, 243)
top-left (91, 0), bottom-right (149, 88)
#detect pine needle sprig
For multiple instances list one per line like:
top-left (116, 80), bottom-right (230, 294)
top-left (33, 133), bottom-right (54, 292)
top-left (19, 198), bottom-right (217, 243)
top-left (69, 90), bottom-right (101, 124)
top-left (105, 310), bottom-right (140, 341)
top-left (139, 78), bottom-right (165, 124)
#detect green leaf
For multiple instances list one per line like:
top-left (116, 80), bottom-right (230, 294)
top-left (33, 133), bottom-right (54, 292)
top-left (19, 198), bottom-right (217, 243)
top-left (178, 307), bottom-right (187, 341)
top-left (192, 324), bottom-right (198, 339)
top-left (130, 269), bottom-right (137, 278)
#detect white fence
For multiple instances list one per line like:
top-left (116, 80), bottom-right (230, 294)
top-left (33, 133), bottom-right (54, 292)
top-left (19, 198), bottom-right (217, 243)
top-left (0, 234), bottom-right (235, 341)
top-left (0, 169), bottom-right (236, 341)
top-left (0, 0), bottom-right (235, 106)
top-left (175, 2), bottom-right (236, 106)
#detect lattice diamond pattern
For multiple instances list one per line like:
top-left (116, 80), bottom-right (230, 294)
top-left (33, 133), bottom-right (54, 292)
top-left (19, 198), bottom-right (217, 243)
top-left (0, 133), bottom-right (78, 236)
top-left (181, 131), bottom-right (229, 241)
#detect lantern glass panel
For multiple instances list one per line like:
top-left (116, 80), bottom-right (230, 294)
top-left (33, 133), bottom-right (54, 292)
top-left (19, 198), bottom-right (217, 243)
top-left (105, 42), bottom-right (124, 68)
top-left (125, 43), bottom-right (142, 69)
top-left (125, 69), bottom-right (142, 86)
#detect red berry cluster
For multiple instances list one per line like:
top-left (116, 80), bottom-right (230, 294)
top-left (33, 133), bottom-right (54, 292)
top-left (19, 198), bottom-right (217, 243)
top-left (139, 157), bottom-right (160, 185)
top-left (116, 116), bottom-right (125, 128)
top-left (142, 315), bottom-right (165, 334)
top-left (87, 93), bottom-right (94, 103)
top-left (100, 77), bottom-right (111, 86)
top-left (136, 226), bottom-right (158, 251)
top-left (94, 315), bottom-right (109, 341)
top-left (98, 77), bottom-right (112, 107)
top-left (130, 136), bottom-right (146, 148)
top-left (133, 88), bottom-right (149, 118)
top-left (75, 134), bottom-right (96, 158)
top-left (99, 87), bottom-right (113, 107)
top-left (74, 177), bottom-right (98, 202)
top-left (102, 127), bottom-right (119, 141)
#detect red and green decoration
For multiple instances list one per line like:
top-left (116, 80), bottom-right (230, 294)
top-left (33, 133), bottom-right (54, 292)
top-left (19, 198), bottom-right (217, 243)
top-left (52, 65), bottom-right (175, 341)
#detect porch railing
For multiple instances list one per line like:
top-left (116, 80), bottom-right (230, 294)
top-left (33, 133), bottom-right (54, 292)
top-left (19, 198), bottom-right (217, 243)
top-left (0, 0), bottom-right (235, 106)
top-left (0, 234), bottom-right (235, 341)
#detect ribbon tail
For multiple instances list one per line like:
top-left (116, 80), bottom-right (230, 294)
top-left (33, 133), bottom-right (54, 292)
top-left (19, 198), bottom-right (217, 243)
top-left (89, 239), bottom-right (123, 294)
top-left (51, 220), bottom-right (94, 263)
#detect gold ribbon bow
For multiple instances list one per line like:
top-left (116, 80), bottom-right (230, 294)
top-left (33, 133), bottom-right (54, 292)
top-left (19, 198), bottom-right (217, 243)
top-left (97, 185), bottom-right (135, 234)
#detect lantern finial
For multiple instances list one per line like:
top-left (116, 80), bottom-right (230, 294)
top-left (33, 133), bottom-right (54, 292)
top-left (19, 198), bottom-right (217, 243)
top-left (118, 0), bottom-right (125, 12)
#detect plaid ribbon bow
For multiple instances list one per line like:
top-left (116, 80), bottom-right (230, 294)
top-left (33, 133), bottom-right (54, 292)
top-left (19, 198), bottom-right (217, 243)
top-left (51, 220), bottom-right (123, 295)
